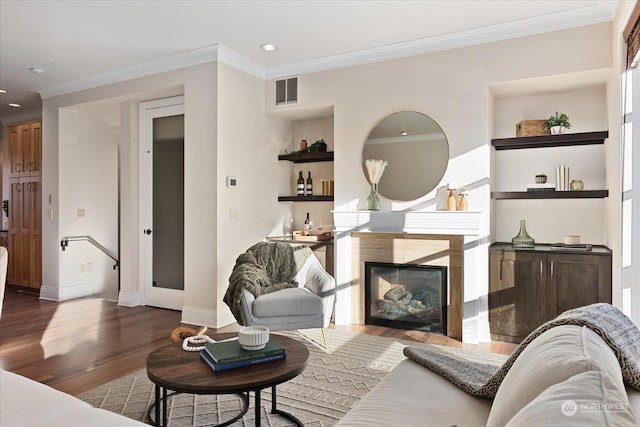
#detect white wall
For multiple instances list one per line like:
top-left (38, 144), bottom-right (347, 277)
top-left (265, 22), bottom-right (615, 341)
top-left (214, 62), bottom-right (292, 326)
top-left (40, 64), bottom-right (223, 321)
top-left (49, 108), bottom-right (119, 301)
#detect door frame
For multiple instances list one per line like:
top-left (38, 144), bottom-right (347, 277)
top-left (139, 95), bottom-right (185, 310)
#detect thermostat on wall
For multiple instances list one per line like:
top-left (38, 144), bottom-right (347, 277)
top-left (226, 176), bottom-right (237, 188)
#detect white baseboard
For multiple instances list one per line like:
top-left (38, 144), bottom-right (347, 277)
top-left (182, 305), bottom-right (218, 328)
top-left (117, 290), bottom-right (144, 307)
top-left (39, 283), bottom-right (93, 302)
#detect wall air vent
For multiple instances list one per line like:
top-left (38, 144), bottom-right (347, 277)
top-left (275, 77), bottom-right (298, 106)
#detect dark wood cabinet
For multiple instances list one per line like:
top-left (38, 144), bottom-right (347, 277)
top-left (489, 243), bottom-right (611, 343)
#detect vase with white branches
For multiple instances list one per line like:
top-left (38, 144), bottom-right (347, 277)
top-left (365, 159), bottom-right (388, 210)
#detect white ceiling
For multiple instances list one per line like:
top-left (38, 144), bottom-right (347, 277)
top-left (0, 0), bottom-right (620, 119)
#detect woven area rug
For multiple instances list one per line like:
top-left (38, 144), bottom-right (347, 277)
top-left (77, 329), bottom-right (507, 426)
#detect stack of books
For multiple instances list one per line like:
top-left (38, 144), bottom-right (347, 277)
top-left (527, 183), bottom-right (556, 192)
top-left (550, 243), bottom-right (593, 251)
top-left (200, 339), bottom-right (286, 372)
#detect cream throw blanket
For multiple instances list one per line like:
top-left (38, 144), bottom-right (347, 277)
top-left (404, 303), bottom-right (640, 398)
top-left (224, 241), bottom-right (312, 325)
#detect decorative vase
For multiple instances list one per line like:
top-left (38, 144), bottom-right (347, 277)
top-left (570, 179), bottom-right (584, 191)
top-left (366, 183), bottom-right (380, 210)
top-left (512, 219), bottom-right (535, 248)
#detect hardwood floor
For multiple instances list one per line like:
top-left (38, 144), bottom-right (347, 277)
top-left (0, 286), bottom-right (517, 396)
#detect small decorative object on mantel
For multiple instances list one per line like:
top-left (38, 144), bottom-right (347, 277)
top-left (457, 190), bottom-right (468, 211)
top-left (365, 159), bottom-right (388, 210)
top-left (512, 219), bottom-right (535, 248)
top-left (516, 119), bottom-right (550, 137)
top-left (570, 179), bottom-right (584, 191)
top-left (535, 173), bottom-right (547, 184)
top-left (544, 112), bottom-right (572, 135)
top-left (447, 183), bottom-right (457, 211)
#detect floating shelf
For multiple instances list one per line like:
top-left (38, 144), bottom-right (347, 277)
top-left (492, 190), bottom-right (609, 200)
top-left (278, 195), bottom-right (334, 202)
top-left (277, 151), bottom-right (334, 163)
top-left (491, 131), bottom-right (608, 150)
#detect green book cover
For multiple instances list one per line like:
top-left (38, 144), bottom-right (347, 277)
top-left (204, 338), bottom-right (286, 364)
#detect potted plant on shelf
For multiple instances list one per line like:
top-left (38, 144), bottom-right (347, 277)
top-left (544, 112), bottom-right (571, 135)
top-left (535, 173), bottom-right (547, 184)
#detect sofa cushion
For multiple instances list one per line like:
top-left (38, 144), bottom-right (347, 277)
top-left (505, 371), bottom-right (638, 426)
top-left (335, 358), bottom-right (492, 427)
top-left (487, 325), bottom-right (625, 427)
top-left (0, 369), bottom-right (92, 426)
top-left (252, 287), bottom-right (321, 317)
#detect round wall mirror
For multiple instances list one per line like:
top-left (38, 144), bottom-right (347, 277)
top-left (362, 111), bottom-right (449, 201)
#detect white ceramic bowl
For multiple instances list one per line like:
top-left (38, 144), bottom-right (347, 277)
top-left (238, 326), bottom-right (270, 351)
top-left (564, 235), bottom-right (581, 245)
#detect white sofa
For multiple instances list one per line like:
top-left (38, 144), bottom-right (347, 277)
top-left (336, 325), bottom-right (640, 426)
top-left (0, 369), bottom-right (146, 426)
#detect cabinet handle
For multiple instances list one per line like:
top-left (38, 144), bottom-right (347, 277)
top-left (550, 260), bottom-right (554, 278)
top-left (540, 260), bottom-right (543, 277)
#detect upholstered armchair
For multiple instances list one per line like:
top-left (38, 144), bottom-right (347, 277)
top-left (224, 242), bottom-right (336, 347)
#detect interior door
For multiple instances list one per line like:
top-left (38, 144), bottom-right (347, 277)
top-left (140, 96), bottom-right (185, 310)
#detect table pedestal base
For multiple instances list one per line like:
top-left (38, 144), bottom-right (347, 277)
top-left (149, 384), bottom-right (303, 427)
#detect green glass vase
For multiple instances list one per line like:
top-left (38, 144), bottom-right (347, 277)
top-left (366, 183), bottom-right (380, 210)
top-left (512, 219), bottom-right (535, 248)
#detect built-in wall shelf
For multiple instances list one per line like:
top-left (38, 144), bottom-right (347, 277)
top-left (491, 131), bottom-right (608, 150)
top-left (278, 195), bottom-right (334, 202)
top-left (492, 190), bottom-right (609, 200)
top-left (278, 151), bottom-right (334, 163)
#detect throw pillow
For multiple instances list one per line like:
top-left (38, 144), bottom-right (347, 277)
top-left (487, 325), bottom-right (625, 426)
top-left (505, 371), bottom-right (637, 426)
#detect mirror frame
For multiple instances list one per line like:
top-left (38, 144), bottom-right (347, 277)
top-left (362, 111), bottom-right (449, 201)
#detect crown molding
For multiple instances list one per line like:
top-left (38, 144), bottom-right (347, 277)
top-left (35, 4), bottom-right (615, 97)
top-left (39, 45), bottom-right (221, 99)
top-left (38, 43), bottom-right (267, 99)
top-left (216, 45), bottom-right (266, 79)
top-left (265, 4), bottom-right (614, 80)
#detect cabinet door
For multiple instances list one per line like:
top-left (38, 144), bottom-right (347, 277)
top-left (8, 122), bottom-right (42, 178)
top-left (24, 180), bottom-right (42, 288)
top-left (546, 253), bottom-right (612, 319)
top-left (7, 179), bottom-right (42, 288)
top-left (8, 126), bottom-right (23, 178)
top-left (8, 180), bottom-right (24, 286)
top-left (489, 250), bottom-right (546, 342)
top-left (25, 122), bottom-right (42, 176)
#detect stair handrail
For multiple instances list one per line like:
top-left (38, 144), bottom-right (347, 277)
top-left (60, 235), bottom-right (119, 269)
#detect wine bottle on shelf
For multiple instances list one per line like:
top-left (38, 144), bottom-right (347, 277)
top-left (297, 171), bottom-right (304, 196)
top-left (306, 171), bottom-right (313, 196)
top-left (303, 212), bottom-right (311, 236)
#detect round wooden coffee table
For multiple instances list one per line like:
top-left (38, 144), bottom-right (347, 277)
top-left (146, 333), bottom-right (309, 427)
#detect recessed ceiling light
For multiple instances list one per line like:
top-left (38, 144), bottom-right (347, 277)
top-left (8, 103), bottom-right (21, 108)
top-left (260, 43), bottom-right (278, 52)
top-left (30, 67), bottom-right (45, 74)
top-left (400, 131), bottom-right (408, 136)
top-left (0, 89), bottom-right (6, 94)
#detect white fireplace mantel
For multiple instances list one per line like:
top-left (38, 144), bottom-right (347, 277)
top-left (332, 210), bottom-right (482, 235)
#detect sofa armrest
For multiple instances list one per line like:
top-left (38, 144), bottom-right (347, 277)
top-left (300, 255), bottom-right (336, 327)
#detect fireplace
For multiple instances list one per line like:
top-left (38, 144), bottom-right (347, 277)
top-left (365, 261), bottom-right (447, 334)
